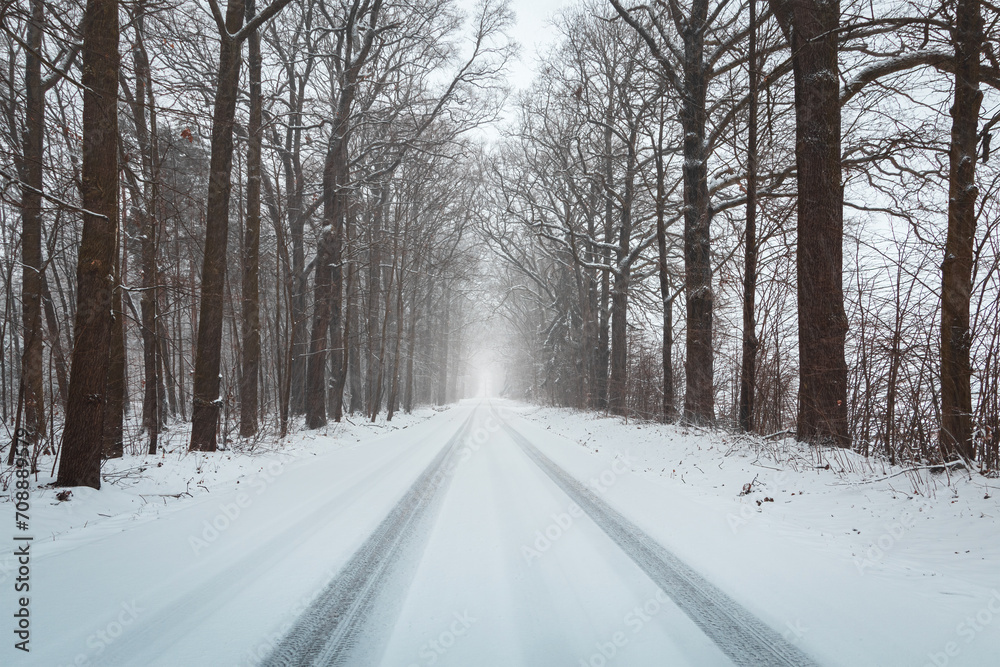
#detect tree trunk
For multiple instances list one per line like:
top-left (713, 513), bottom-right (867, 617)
top-left (403, 266), bottom-right (421, 413)
top-left (57, 0), bottom-right (119, 488)
top-left (20, 0), bottom-right (46, 449)
top-left (40, 272), bottom-right (69, 407)
top-left (663, 294), bottom-right (674, 419)
top-left (157, 318), bottom-right (177, 419)
top-left (289, 215), bottom-right (307, 414)
top-left (240, 2), bottom-right (262, 437)
top-left (386, 247), bottom-right (406, 421)
top-left (608, 143), bottom-right (636, 416)
top-left (771, 0), bottom-right (849, 446)
top-left (286, 86), bottom-right (308, 417)
top-left (103, 222), bottom-right (125, 459)
top-left (131, 2), bottom-right (160, 453)
top-left (448, 301), bottom-right (461, 402)
top-left (140, 261), bottom-right (159, 451)
top-left (371, 199), bottom-right (398, 421)
top-left (654, 115), bottom-right (676, 421)
top-left (347, 217), bottom-right (363, 414)
top-left (331, 238), bottom-right (352, 423)
top-left (365, 186), bottom-right (386, 415)
top-left (738, 0), bottom-right (759, 433)
top-left (940, 0), bottom-right (982, 461)
top-left (437, 286), bottom-right (450, 405)
top-left (270, 179), bottom-right (292, 435)
top-left (305, 138), bottom-right (347, 428)
top-left (681, 0), bottom-right (715, 426)
top-left (596, 116), bottom-right (614, 411)
top-left (304, 0), bottom-right (382, 428)
top-left (586, 181), bottom-right (601, 409)
top-left (189, 0), bottom-right (246, 451)
top-left (608, 286), bottom-right (628, 415)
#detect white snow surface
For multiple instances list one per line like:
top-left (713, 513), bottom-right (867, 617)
top-left (2, 399), bottom-right (998, 666)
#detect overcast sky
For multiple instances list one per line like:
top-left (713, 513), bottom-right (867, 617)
top-left (449, 0), bottom-right (578, 92)
top-left (448, 0), bottom-right (575, 141)
top-left (502, 0), bottom-right (575, 89)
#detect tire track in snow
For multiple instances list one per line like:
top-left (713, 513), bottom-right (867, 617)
top-left (262, 408), bottom-right (476, 667)
top-left (495, 409), bottom-right (820, 667)
top-left (89, 410), bottom-right (470, 667)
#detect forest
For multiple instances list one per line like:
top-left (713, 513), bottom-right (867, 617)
top-left (1, 0), bottom-right (999, 489)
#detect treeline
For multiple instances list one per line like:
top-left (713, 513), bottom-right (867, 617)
top-left (1, 0), bottom-right (512, 487)
top-left (4, 0), bottom-right (999, 486)
top-left (484, 0), bottom-right (1000, 469)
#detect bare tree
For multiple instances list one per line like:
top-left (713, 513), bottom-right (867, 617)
top-left (738, 0), bottom-right (760, 432)
top-left (769, 0), bottom-right (849, 446)
top-left (57, 0), bottom-right (120, 487)
top-left (304, 0), bottom-right (385, 429)
top-left (19, 0), bottom-right (46, 449)
top-left (940, 0), bottom-right (983, 460)
top-left (189, 0), bottom-right (293, 451)
top-left (239, 0), bottom-right (262, 437)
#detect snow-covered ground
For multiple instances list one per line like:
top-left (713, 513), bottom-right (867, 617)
top-left (2, 399), bottom-right (998, 666)
top-left (0, 406), bottom-right (454, 666)
top-left (1, 407), bottom-right (445, 559)
top-left (504, 402), bottom-right (1000, 667)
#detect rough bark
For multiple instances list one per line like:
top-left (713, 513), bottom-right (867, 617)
top-left (681, 0), bottom-right (715, 426)
top-left (348, 217), bottom-right (363, 414)
top-left (770, 0), bottom-right (850, 446)
top-left (131, 6), bottom-right (161, 453)
top-left (285, 77), bottom-right (308, 416)
top-left (940, 0), bottom-right (982, 461)
top-left (365, 184), bottom-right (387, 415)
top-left (654, 115), bottom-right (676, 421)
top-left (57, 0), bottom-right (120, 488)
top-left (189, 0), bottom-right (246, 451)
top-left (305, 0), bottom-right (382, 428)
top-left (738, 0), bottom-right (759, 433)
top-left (596, 117), bottom-right (613, 410)
top-left (20, 0), bottom-right (46, 448)
top-left (585, 181), bottom-right (601, 409)
top-left (305, 136), bottom-right (347, 428)
top-left (240, 1), bottom-right (262, 437)
top-left (103, 226), bottom-right (125, 459)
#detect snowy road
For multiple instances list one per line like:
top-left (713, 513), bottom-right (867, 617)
top-left (262, 404), bottom-right (815, 666)
top-left (9, 402), bottom-right (824, 665)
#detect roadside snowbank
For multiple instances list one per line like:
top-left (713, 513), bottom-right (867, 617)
top-left (500, 401), bottom-right (1000, 667)
top-left (0, 407), bottom-right (444, 584)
